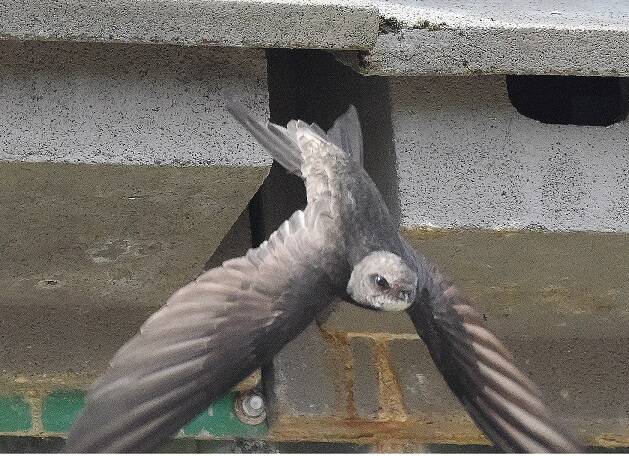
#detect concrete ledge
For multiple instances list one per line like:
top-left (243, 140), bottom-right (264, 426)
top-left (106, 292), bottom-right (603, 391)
top-left (0, 41), bottom-right (270, 167)
top-left (0, 0), bottom-right (377, 50)
top-left (322, 228), bottom-right (629, 336)
top-left (389, 76), bottom-right (629, 232)
top-left (338, 0), bottom-right (629, 76)
top-left (0, 164), bottom-right (262, 375)
top-left (3, 1), bottom-right (628, 77)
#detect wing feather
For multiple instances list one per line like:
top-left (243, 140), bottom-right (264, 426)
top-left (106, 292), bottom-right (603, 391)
top-left (65, 204), bottom-right (340, 452)
top-left (407, 258), bottom-right (583, 453)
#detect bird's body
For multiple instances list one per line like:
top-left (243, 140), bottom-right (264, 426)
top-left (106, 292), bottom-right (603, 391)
top-left (65, 101), bottom-right (583, 453)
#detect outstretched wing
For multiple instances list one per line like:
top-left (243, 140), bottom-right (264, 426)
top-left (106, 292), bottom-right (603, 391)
top-left (65, 203), bottom-right (340, 453)
top-left (406, 257), bottom-right (583, 453)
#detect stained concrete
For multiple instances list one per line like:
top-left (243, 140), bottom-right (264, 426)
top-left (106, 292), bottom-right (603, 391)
top-left (332, 231), bottom-right (629, 445)
top-left (0, 162), bottom-right (264, 375)
top-left (0, 37), bottom-right (271, 375)
top-left (0, 0), bottom-right (377, 50)
top-left (389, 75), bottom-right (629, 232)
top-left (264, 323), bottom-right (348, 421)
top-left (350, 338), bottom-right (379, 419)
top-left (0, 40), bottom-right (270, 167)
top-left (388, 334), bottom-right (629, 446)
top-left (322, 229), bottom-right (629, 334)
top-left (0, 37), bottom-right (272, 390)
top-left (373, 0), bottom-right (629, 31)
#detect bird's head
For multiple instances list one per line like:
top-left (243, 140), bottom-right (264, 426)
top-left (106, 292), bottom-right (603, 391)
top-left (346, 251), bottom-right (418, 311)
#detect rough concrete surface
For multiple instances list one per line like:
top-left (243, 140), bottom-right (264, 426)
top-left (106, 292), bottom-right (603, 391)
top-left (341, 0), bottom-right (629, 76)
top-left (265, 323), bottom-right (349, 421)
top-left (373, 0), bottom-right (629, 30)
top-left (0, 0), bottom-right (377, 50)
top-left (3, 0), bottom-right (628, 77)
top-left (352, 28), bottom-right (629, 77)
top-left (388, 339), bottom-right (473, 418)
top-left (349, 231), bottom-right (628, 445)
top-left (321, 229), bottom-right (629, 446)
top-left (387, 334), bottom-right (629, 446)
top-left (0, 40), bottom-right (270, 167)
top-left (390, 75), bottom-right (629, 232)
top-left (0, 162), bottom-right (264, 375)
top-left (320, 304), bottom-right (416, 335)
top-left (350, 338), bottom-right (379, 419)
top-left (324, 229), bottom-right (629, 335)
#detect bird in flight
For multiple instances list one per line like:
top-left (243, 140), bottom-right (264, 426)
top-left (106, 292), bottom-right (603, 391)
top-left (65, 100), bottom-right (583, 453)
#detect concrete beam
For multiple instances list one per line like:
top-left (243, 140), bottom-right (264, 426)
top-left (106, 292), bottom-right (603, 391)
top-left (0, 166), bottom-right (260, 376)
top-left (0, 41), bottom-right (270, 166)
top-left (267, 231), bottom-right (629, 447)
top-left (0, 0), bottom-right (377, 50)
top-left (339, 0), bottom-right (629, 76)
top-left (4, 1), bottom-right (628, 77)
top-left (389, 75), bottom-right (629, 232)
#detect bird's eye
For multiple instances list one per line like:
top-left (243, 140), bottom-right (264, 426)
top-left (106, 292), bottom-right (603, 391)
top-left (374, 274), bottom-right (390, 290)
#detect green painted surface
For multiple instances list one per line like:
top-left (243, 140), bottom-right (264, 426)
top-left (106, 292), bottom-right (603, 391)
top-left (42, 390), bottom-right (85, 433)
top-left (0, 396), bottom-right (31, 432)
top-left (35, 389), bottom-right (265, 438)
top-left (182, 392), bottom-right (267, 438)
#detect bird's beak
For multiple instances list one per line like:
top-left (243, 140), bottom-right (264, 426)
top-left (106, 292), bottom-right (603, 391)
top-left (342, 292), bottom-right (384, 312)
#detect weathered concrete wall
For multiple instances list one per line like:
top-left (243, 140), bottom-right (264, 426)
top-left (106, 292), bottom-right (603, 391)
top-left (0, 41), bottom-right (271, 377)
top-left (267, 231), bottom-right (629, 447)
top-left (0, 0), bottom-right (377, 50)
top-left (0, 165), bottom-right (261, 375)
top-left (339, 0), bottom-right (629, 76)
top-left (0, 41), bottom-right (269, 166)
top-left (390, 76), bottom-right (629, 232)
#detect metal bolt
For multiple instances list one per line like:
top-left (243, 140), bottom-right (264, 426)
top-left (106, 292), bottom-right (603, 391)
top-left (235, 391), bottom-right (266, 425)
top-left (243, 394), bottom-right (264, 417)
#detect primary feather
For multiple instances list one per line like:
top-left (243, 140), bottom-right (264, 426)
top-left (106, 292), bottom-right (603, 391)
top-left (65, 203), bottom-right (341, 452)
top-left (404, 245), bottom-right (583, 453)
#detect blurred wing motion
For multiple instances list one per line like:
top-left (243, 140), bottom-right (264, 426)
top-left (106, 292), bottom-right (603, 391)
top-left (407, 264), bottom-right (583, 453)
top-left (65, 203), bottom-right (338, 452)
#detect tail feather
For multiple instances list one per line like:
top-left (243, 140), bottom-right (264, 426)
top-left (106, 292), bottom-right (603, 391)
top-left (326, 105), bottom-right (364, 167)
top-left (226, 99), bottom-right (364, 175)
top-left (225, 99), bottom-right (303, 175)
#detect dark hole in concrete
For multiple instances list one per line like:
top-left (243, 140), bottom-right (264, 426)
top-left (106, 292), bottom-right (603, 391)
top-left (506, 75), bottom-right (629, 126)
